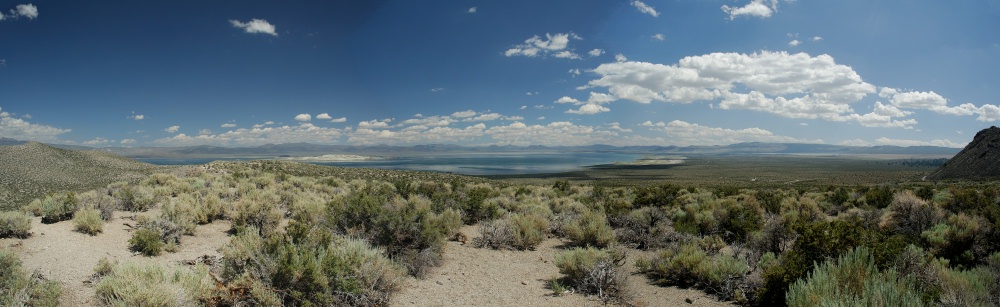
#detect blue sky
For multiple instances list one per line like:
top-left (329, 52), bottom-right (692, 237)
top-left (2, 0), bottom-right (999, 148)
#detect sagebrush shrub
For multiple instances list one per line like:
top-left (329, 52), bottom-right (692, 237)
top-left (475, 213), bottom-right (548, 250)
top-left (0, 249), bottom-right (61, 306)
top-left (94, 262), bottom-right (215, 307)
top-left (785, 246), bottom-right (921, 307)
top-left (129, 228), bottom-right (164, 256)
top-left (73, 208), bottom-right (104, 235)
top-left (562, 210), bottom-right (616, 248)
top-left (554, 247), bottom-right (629, 303)
top-left (0, 210), bottom-right (32, 238)
top-left (35, 193), bottom-right (78, 223)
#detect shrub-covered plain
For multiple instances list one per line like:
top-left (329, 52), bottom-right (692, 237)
top-left (4, 159), bottom-right (1000, 306)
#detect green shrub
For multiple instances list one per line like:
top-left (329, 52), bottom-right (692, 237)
top-left (0, 211), bottom-right (32, 238)
top-left (554, 247), bottom-right (629, 303)
top-left (786, 247), bottom-right (922, 307)
top-left (934, 264), bottom-right (996, 306)
top-left (0, 249), bottom-right (62, 306)
top-left (636, 242), bottom-right (707, 288)
top-left (474, 213), bottom-right (548, 250)
top-left (94, 262), bottom-right (215, 307)
top-left (129, 229), bottom-right (164, 256)
top-left (73, 208), bottom-right (104, 235)
top-left (221, 228), bottom-right (406, 306)
top-left (35, 192), bottom-right (79, 223)
top-left (112, 185), bottom-right (156, 212)
top-left (616, 206), bottom-right (679, 250)
top-left (562, 210), bottom-right (616, 248)
top-left (887, 190), bottom-right (942, 238)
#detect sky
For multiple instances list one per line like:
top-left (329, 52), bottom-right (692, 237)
top-left (2, 0), bottom-right (1000, 148)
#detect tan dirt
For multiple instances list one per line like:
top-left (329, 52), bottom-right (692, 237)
top-left (3, 221), bottom-right (733, 307)
top-left (391, 225), bottom-right (734, 307)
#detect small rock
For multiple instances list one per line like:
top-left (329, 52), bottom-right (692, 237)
top-left (521, 281), bottom-right (528, 285)
top-left (685, 298), bottom-right (693, 304)
top-left (436, 280), bottom-right (444, 285)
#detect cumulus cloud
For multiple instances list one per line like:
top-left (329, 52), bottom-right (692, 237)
top-left (0, 108), bottom-right (72, 142)
top-left (839, 139), bottom-right (871, 147)
top-left (229, 19), bottom-right (278, 36)
top-left (451, 110), bottom-right (477, 118)
top-left (120, 139), bottom-right (136, 145)
top-left (330, 117), bottom-right (347, 123)
top-left (128, 113), bottom-right (144, 120)
top-left (2, 4), bottom-right (38, 20)
top-left (788, 39), bottom-right (800, 47)
top-left (644, 120), bottom-right (820, 146)
top-left (83, 137), bottom-right (112, 146)
top-left (467, 7), bottom-right (477, 13)
top-left (164, 126), bottom-right (180, 133)
top-left (504, 32), bottom-right (582, 59)
top-left (294, 114), bottom-right (311, 122)
top-left (199, 129), bottom-right (214, 135)
top-left (722, 0), bottom-right (778, 19)
top-left (589, 49), bottom-right (605, 57)
top-left (316, 113), bottom-right (333, 120)
top-left (631, 1), bottom-right (660, 17)
top-left (812, 36), bottom-right (823, 41)
top-left (566, 104), bottom-right (610, 115)
top-left (221, 123), bottom-right (237, 128)
top-left (652, 34), bottom-right (666, 41)
top-left (155, 123), bottom-right (345, 146)
top-left (878, 87), bottom-right (999, 121)
top-left (583, 51), bottom-right (876, 120)
top-left (569, 68), bottom-right (581, 76)
top-left (614, 54), bottom-right (627, 62)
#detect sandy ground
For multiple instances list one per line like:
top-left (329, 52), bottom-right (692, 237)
top-left (3, 221), bottom-right (732, 307)
top-left (0, 211), bottom-right (232, 306)
top-left (391, 225), bottom-right (734, 307)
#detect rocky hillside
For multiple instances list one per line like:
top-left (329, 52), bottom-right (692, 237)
top-left (0, 142), bottom-right (164, 210)
top-left (928, 126), bottom-right (1000, 180)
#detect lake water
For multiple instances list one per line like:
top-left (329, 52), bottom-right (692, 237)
top-left (137, 152), bottom-right (642, 176)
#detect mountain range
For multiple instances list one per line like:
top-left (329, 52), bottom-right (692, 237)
top-left (0, 137), bottom-right (960, 158)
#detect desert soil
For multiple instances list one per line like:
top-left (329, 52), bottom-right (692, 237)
top-left (2, 220), bottom-right (733, 307)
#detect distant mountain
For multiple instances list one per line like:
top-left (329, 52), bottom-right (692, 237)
top-left (928, 126), bottom-right (1000, 180)
top-left (0, 142), bottom-right (161, 210)
top-left (97, 141), bottom-right (961, 159)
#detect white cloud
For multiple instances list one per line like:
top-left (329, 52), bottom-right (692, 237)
top-left (644, 120), bottom-right (820, 146)
top-left (330, 117), bottom-right (347, 123)
top-left (589, 49), bottom-right (604, 57)
top-left (83, 137), bottom-right (111, 146)
top-left (221, 123), bottom-right (237, 128)
top-left (15, 4), bottom-right (37, 19)
top-left (199, 129), bottom-right (213, 135)
top-left (264, 121), bottom-right (275, 125)
top-left (788, 39), bottom-right (800, 47)
top-left (631, 1), bottom-right (660, 17)
top-left (520, 105), bottom-right (527, 110)
top-left (358, 118), bottom-right (392, 129)
top-left (294, 114), bottom-right (312, 122)
top-left (467, 7), bottom-right (477, 13)
top-left (555, 96), bottom-right (582, 104)
top-left (316, 113), bottom-right (333, 120)
top-left (155, 123), bottom-right (345, 146)
top-left (451, 110), bottom-right (477, 118)
top-left (721, 0), bottom-right (778, 20)
top-left (229, 19), bottom-right (278, 36)
top-left (652, 34), bottom-right (666, 41)
top-left (878, 87), bottom-right (999, 121)
top-left (129, 113), bottom-right (144, 120)
top-left (569, 68), bottom-right (581, 76)
top-left (430, 87), bottom-right (445, 92)
top-left (120, 139), bottom-right (137, 145)
top-left (585, 51), bottom-right (877, 120)
top-left (614, 54), bottom-right (627, 62)
top-left (874, 137), bottom-right (965, 148)
top-left (566, 103), bottom-right (610, 115)
top-left (0, 108), bottom-right (72, 142)
top-left (164, 126), bottom-right (180, 133)
top-left (811, 36), bottom-right (823, 41)
top-left (504, 33), bottom-right (582, 59)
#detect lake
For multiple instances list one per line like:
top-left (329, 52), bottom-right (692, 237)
top-left (136, 152), bottom-right (642, 176)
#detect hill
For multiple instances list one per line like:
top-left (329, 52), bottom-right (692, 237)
top-left (0, 142), bottom-right (164, 210)
top-left (928, 126), bottom-right (1000, 180)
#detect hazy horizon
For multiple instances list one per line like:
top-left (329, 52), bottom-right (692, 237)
top-left (2, 1), bottom-right (998, 149)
